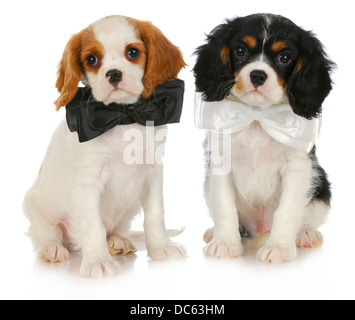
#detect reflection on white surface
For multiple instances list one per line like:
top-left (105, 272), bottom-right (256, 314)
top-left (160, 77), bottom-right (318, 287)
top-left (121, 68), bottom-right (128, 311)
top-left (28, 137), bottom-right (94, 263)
top-left (24, 230), bottom-right (332, 300)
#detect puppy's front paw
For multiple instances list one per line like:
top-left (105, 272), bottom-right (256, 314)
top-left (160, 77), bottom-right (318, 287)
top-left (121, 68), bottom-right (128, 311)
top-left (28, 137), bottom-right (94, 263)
top-left (204, 240), bottom-right (243, 258)
top-left (148, 242), bottom-right (186, 261)
top-left (80, 257), bottom-right (120, 278)
top-left (257, 244), bottom-right (297, 263)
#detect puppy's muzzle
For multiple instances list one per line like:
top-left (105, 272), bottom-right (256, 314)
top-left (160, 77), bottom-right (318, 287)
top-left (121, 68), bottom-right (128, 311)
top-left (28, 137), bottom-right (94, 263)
top-left (106, 69), bottom-right (123, 88)
top-left (250, 70), bottom-right (268, 88)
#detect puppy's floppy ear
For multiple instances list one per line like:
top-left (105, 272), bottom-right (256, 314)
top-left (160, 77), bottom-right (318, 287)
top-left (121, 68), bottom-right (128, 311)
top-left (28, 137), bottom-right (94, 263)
top-left (194, 22), bottom-right (234, 102)
top-left (129, 19), bottom-right (186, 98)
top-left (55, 31), bottom-right (84, 111)
top-left (286, 31), bottom-right (335, 119)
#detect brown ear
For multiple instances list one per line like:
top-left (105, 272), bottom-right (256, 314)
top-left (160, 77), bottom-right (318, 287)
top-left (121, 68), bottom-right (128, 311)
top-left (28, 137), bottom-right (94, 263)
top-left (129, 19), bottom-right (186, 98)
top-left (54, 31), bottom-right (84, 111)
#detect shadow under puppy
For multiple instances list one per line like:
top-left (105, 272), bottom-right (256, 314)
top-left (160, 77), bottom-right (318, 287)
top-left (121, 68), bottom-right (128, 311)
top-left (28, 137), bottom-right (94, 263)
top-left (24, 15), bottom-right (186, 277)
top-left (194, 14), bottom-right (334, 262)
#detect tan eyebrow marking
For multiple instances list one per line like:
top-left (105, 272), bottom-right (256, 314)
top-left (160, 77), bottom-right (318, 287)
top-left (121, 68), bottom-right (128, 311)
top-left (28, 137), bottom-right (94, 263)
top-left (272, 41), bottom-right (288, 52)
top-left (242, 36), bottom-right (257, 49)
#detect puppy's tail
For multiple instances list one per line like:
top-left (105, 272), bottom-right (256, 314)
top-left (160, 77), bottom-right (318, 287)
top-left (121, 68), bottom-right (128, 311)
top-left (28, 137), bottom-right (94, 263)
top-left (203, 227), bottom-right (270, 253)
top-left (127, 227), bottom-right (185, 242)
top-left (247, 233), bottom-right (270, 253)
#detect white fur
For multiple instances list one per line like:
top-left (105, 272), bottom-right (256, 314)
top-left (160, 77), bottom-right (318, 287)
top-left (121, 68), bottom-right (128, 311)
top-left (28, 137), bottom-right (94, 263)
top-left (204, 59), bottom-right (329, 262)
top-left (23, 16), bottom-right (185, 278)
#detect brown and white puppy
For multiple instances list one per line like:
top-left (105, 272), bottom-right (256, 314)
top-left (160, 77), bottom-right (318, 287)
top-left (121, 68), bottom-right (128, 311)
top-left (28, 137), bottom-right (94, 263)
top-left (24, 15), bottom-right (186, 277)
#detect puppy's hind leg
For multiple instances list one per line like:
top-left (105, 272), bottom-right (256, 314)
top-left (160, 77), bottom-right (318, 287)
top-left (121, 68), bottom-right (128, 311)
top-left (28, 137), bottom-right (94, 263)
top-left (297, 200), bottom-right (330, 249)
top-left (203, 228), bottom-right (214, 244)
top-left (108, 235), bottom-right (136, 256)
top-left (107, 209), bottom-right (138, 256)
top-left (297, 156), bottom-right (331, 249)
top-left (24, 196), bottom-right (69, 263)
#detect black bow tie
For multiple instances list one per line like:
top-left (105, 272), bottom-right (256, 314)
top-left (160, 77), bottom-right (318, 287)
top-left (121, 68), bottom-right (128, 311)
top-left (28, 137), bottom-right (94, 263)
top-left (66, 79), bottom-right (185, 143)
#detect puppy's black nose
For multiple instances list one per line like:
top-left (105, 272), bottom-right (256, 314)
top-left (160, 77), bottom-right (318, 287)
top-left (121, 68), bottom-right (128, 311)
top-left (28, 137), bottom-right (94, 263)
top-left (250, 70), bottom-right (268, 88)
top-left (106, 69), bottom-right (123, 87)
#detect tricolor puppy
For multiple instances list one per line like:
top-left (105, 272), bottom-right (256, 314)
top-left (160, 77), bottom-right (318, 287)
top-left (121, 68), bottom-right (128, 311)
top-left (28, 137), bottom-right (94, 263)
top-left (24, 15), bottom-right (186, 277)
top-left (194, 14), bottom-right (334, 262)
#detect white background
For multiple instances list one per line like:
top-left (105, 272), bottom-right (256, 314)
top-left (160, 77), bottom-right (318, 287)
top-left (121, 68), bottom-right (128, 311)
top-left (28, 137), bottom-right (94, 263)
top-left (1, 0), bottom-right (354, 300)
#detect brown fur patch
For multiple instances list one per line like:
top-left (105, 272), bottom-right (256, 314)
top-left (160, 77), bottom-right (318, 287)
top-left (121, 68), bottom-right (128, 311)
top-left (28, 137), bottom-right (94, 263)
top-left (234, 71), bottom-right (244, 94)
top-left (220, 46), bottom-right (231, 66)
top-left (80, 29), bottom-right (105, 75)
top-left (125, 43), bottom-right (147, 70)
top-left (272, 41), bottom-right (287, 52)
top-left (294, 58), bottom-right (303, 73)
top-left (277, 76), bottom-right (286, 88)
top-left (55, 28), bottom-right (104, 110)
top-left (127, 18), bottom-right (186, 98)
top-left (243, 36), bottom-right (257, 49)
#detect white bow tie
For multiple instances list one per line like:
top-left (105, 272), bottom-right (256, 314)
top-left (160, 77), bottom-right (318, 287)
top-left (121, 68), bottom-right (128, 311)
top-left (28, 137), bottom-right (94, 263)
top-left (194, 93), bottom-right (321, 153)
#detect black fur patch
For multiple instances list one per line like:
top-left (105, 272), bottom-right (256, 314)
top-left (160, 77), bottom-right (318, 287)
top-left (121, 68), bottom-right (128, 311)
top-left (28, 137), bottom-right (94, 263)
top-left (309, 147), bottom-right (332, 206)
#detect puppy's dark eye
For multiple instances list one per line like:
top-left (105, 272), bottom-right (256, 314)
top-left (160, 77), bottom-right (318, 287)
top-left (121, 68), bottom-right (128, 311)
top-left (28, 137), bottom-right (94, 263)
top-left (127, 48), bottom-right (140, 61)
top-left (277, 53), bottom-right (292, 65)
top-left (236, 46), bottom-right (247, 57)
top-left (87, 55), bottom-right (99, 67)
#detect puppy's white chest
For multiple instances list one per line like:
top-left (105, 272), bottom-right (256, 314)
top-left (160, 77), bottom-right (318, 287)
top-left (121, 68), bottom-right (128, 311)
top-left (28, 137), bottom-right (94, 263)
top-left (230, 122), bottom-right (284, 205)
top-left (100, 123), bottom-right (165, 184)
top-left (231, 122), bottom-right (279, 169)
top-left (103, 124), bottom-right (167, 161)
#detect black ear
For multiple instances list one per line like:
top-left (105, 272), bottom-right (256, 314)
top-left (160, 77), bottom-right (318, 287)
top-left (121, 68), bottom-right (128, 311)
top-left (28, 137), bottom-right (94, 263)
top-left (287, 31), bottom-right (335, 119)
top-left (193, 22), bottom-right (235, 101)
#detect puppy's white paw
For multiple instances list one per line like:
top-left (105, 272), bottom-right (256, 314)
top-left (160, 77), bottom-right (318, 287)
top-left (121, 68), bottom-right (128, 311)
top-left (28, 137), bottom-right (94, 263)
top-left (107, 235), bottom-right (136, 256)
top-left (148, 242), bottom-right (186, 261)
top-left (297, 230), bottom-right (323, 248)
top-left (38, 245), bottom-right (69, 263)
top-left (80, 256), bottom-right (120, 278)
top-left (257, 244), bottom-right (297, 263)
top-left (203, 228), bottom-right (214, 244)
top-left (204, 240), bottom-right (243, 258)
